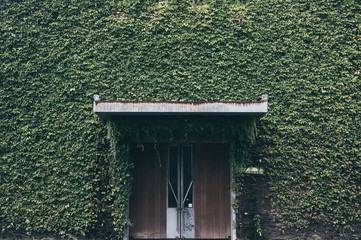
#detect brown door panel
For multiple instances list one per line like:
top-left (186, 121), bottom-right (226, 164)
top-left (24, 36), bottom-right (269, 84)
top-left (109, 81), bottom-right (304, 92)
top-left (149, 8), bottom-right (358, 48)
top-left (194, 144), bottom-right (231, 239)
top-left (129, 144), bottom-right (167, 239)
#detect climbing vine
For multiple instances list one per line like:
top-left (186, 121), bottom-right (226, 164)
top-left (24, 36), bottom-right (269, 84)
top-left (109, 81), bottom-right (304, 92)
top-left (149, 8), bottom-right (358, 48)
top-left (0, 0), bottom-right (360, 238)
top-left (106, 121), bottom-right (133, 235)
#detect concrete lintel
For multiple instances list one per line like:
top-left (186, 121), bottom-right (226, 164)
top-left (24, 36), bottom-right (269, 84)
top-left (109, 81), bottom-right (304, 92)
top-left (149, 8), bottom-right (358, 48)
top-left (93, 98), bottom-right (268, 119)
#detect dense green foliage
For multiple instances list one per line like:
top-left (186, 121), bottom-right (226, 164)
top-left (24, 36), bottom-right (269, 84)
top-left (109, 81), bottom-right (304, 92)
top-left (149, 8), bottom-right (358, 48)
top-left (1, 0), bottom-right (360, 238)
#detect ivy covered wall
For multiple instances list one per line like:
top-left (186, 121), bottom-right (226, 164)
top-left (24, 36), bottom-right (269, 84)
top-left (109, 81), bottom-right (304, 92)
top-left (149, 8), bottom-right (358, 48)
top-left (1, 0), bottom-right (360, 239)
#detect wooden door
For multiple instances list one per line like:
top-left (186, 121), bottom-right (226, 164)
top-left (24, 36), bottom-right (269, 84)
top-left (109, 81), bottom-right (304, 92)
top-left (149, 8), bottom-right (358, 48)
top-left (129, 143), bottom-right (167, 239)
top-left (129, 143), bottom-right (231, 239)
top-left (194, 143), bottom-right (231, 239)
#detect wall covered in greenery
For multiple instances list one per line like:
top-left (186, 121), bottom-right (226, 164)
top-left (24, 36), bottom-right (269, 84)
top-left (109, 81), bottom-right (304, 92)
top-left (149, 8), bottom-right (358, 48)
top-left (1, 0), bottom-right (360, 238)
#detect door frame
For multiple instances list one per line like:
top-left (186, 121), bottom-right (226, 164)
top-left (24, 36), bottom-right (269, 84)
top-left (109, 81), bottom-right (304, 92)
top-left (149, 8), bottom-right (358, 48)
top-left (124, 141), bottom-right (237, 240)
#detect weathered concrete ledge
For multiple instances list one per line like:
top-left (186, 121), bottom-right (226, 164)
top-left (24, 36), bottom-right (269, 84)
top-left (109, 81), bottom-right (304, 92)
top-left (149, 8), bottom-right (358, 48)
top-left (93, 95), bottom-right (268, 119)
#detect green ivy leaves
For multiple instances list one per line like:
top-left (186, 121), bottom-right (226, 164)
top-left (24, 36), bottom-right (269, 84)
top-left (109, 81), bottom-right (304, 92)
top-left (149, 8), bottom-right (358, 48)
top-left (0, 0), bottom-right (360, 238)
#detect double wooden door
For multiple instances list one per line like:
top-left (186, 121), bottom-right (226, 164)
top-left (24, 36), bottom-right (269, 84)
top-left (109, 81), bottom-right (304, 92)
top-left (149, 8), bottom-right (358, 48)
top-left (129, 143), bottom-right (231, 239)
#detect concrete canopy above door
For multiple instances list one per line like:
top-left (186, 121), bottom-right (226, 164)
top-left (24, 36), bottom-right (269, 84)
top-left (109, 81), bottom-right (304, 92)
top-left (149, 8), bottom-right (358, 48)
top-left (93, 95), bottom-right (268, 120)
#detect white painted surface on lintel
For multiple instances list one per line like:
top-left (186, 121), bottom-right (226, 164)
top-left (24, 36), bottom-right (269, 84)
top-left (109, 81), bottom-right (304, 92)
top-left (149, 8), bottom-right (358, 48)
top-left (93, 101), bottom-right (268, 116)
